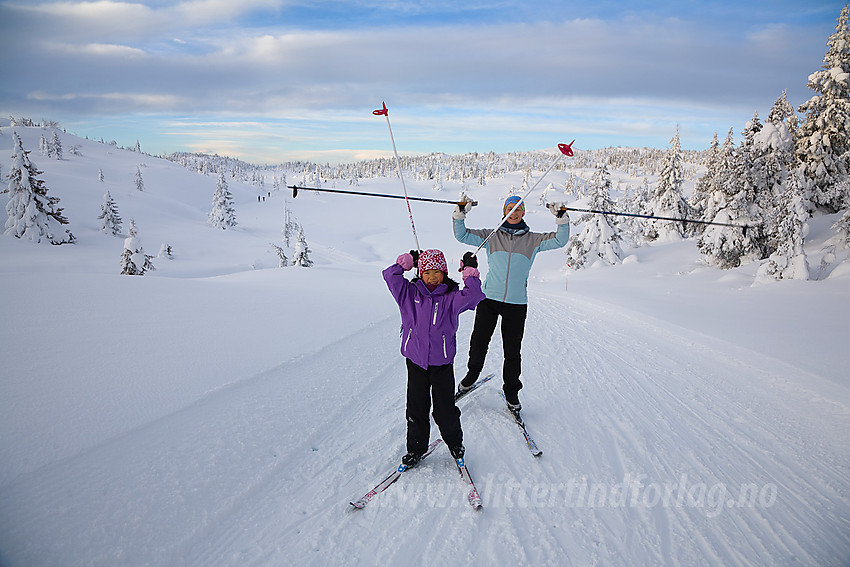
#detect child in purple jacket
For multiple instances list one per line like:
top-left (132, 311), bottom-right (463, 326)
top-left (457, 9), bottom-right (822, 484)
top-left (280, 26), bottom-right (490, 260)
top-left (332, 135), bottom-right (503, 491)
top-left (383, 249), bottom-right (485, 466)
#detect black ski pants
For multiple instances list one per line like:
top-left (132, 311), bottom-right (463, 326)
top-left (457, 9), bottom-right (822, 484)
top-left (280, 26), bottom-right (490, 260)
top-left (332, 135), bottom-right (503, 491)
top-left (462, 298), bottom-right (528, 399)
top-left (405, 359), bottom-right (463, 454)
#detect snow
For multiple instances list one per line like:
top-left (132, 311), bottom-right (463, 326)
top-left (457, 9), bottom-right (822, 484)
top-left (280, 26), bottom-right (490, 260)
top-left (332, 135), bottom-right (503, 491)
top-left (1, 126), bottom-right (849, 566)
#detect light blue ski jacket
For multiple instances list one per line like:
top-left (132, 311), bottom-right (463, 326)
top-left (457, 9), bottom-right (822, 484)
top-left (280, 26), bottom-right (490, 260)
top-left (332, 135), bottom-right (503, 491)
top-left (453, 217), bottom-right (569, 305)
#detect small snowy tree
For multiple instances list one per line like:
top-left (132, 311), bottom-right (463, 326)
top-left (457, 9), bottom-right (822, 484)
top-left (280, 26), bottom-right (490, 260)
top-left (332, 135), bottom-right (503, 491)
top-left (120, 219), bottom-right (155, 275)
top-left (158, 243), bottom-right (174, 259)
top-left (565, 162), bottom-right (623, 269)
top-left (48, 131), bottom-right (62, 160)
top-left (4, 132), bottom-right (75, 244)
top-left (134, 166), bottom-right (144, 192)
top-left (98, 191), bottom-right (123, 236)
top-left (642, 128), bottom-right (690, 241)
top-left (291, 227), bottom-right (313, 267)
top-left (209, 171), bottom-right (237, 229)
top-left (98, 168), bottom-right (104, 182)
top-left (271, 243), bottom-right (289, 267)
top-left (796, 5), bottom-right (850, 213)
top-left (39, 134), bottom-right (48, 156)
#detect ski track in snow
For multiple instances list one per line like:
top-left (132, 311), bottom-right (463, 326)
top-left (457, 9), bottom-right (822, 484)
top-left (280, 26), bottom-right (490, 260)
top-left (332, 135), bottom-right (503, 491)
top-left (1, 290), bottom-right (849, 566)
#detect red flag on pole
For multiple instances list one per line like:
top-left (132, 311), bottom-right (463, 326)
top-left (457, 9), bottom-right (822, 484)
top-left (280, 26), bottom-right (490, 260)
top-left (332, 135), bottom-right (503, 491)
top-left (372, 102), bottom-right (388, 116)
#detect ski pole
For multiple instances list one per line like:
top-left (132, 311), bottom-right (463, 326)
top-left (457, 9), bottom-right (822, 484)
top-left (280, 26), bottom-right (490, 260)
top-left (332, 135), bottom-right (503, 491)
top-left (549, 204), bottom-right (753, 234)
top-left (473, 141), bottom-right (574, 255)
top-left (373, 102), bottom-right (420, 252)
top-left (288, 185), bottom-right (478, 207)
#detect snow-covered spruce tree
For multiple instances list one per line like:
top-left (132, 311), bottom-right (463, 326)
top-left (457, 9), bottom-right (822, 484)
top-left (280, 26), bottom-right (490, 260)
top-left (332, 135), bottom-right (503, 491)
top-left (291, 227), bottom-right (313, 267)
top-left (98, 191), bottom-right (123, 236)
top-left (4, 132), bottom-right (75, 244)
top-left (690, 131), bottom-right (722, 228)
top-left (565, 162), bottom-right (623, 269)
top-left (98, 168), bottom-right (104, 182)
top-left (756, 173), bottom-right (810, 282)
top-left (796, 4), bottom-right (850, 213)
top-left (120, 219), bottom-right (155, 275)
top-left (209, 171), bottom-right (237, 229)
top-left (697, 129), bottom-right (762, 268)
top-left (48, 131), bottom-right (62, 160)
top-left (158, 243), bottom-right (173, 259)
top-left (134, 166), bottom-right (144, 191)
top-left (39, 133), bottom-right (48, 156)
top-left (642, 128), bottom-right (690, 241)
top-left (282, 202), bottom-right (297, 247)
top-left (753, 92), bottom-right (801, 256)
top-left (271, 243), bottom-right (289, 267)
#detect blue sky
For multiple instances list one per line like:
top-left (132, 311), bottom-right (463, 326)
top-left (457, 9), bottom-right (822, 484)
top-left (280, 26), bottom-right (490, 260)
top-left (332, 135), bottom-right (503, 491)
top-left (0, 1), bottom-right (845, 164)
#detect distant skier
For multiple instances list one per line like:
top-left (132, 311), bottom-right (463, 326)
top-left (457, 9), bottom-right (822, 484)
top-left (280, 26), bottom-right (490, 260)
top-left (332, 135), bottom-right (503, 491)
top-left (453, 196), bottom-right (570, 410)
top-left (383, 249), bottom-right (485, 467)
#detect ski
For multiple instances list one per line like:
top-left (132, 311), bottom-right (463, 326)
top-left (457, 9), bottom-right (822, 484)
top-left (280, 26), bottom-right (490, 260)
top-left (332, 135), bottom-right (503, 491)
top-left (454, 372), bottom-right (496, 402)
top-left (349, 438), bottom-right (443, 510)
top-left (499, 391), bottom-right (543, 457)
top-left (454, 456), bottom-right (483, 510)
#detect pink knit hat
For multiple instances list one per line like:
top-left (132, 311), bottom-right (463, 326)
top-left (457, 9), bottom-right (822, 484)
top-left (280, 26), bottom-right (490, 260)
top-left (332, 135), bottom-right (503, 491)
top-left (418, 249), bottom-right (448, 273)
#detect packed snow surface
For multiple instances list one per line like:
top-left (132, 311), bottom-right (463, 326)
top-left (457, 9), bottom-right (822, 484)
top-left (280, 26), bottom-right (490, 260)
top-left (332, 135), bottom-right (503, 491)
top-left (0, 126), bottom-right (848, 566)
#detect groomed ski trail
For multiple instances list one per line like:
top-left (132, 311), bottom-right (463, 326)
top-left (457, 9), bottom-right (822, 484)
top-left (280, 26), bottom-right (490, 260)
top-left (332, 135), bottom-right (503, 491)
top-left (1, 290), bottom-right (847, 566)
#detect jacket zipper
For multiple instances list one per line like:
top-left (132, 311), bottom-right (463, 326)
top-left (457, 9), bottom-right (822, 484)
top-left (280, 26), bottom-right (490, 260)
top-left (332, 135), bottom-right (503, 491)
top-left (442, 335), bottom-right (447, 358)
top-left (432, 301), bottom-right (439, 325)
top-left (503, 235), bottom-right (513, 302)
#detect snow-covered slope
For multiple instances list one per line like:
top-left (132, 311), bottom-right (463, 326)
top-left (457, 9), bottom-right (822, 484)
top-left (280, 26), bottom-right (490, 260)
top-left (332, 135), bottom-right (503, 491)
top-left (0, 126), bottom-right (848, 566)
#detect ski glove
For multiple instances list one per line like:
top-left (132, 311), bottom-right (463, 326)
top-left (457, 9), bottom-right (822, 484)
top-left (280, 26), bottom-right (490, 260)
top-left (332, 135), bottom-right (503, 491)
top-left (453, 200), bottom-right (473, 220)
top-left (396, 253), bottom-right (414, 271)
top-left (458, 251), bottom-right (478, 271)
top-left (461, 266), bottom-right (480, 281)
top-left (547, 202), bottom-right (570, 224)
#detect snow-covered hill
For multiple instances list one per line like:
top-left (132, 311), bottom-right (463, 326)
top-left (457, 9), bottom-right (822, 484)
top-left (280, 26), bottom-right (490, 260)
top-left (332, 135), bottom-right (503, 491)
top-left (1, 126), bottom-right (848, 566)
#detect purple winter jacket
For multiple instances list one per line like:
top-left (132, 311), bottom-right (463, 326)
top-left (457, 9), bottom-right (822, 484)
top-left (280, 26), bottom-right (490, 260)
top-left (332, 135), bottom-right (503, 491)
top-left (383, 263), bottom-right (485, 370)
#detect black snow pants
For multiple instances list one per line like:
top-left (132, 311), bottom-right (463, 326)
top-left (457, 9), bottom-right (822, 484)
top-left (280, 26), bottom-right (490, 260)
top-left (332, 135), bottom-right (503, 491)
top-left (405, 359), bottom-right (463, 454)
top-left (461, 297), bottom-right (528, 400)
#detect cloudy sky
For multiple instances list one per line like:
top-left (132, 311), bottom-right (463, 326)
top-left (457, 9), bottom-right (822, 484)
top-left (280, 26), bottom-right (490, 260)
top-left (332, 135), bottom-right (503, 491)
top-left (0, 1), bottom-right (845, 164)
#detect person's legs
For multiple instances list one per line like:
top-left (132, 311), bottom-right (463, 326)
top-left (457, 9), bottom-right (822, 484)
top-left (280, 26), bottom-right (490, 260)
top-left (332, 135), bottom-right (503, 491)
top-left (500, 303), bottom-right (528, 405)
top-left (431, 364), bottom-right (463, 451)
top-left (405, 359), bottom-right (431, 455)
top-left (461, 298), bottom-right (499, 388)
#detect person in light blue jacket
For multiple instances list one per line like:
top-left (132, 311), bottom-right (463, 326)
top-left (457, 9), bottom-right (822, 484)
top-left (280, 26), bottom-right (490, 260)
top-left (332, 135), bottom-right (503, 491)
top-left (453, 196), bottom-right (570, 410)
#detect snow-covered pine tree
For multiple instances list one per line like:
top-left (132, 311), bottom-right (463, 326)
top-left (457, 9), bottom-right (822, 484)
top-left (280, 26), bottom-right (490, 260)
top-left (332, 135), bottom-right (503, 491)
top-left (753, 92), bottom-right (800, 256)
top-left (432, 167), bottom-right (443, 192)
top-left (98, 168), bottom-right (104, 182)
top-left (690, 132), bottom-right (721, 229)
top-left (134, 140), bottom-right (141, 153)
top-left (120, 219), bottom-right (155, 275)
top-left (291, 227), bottom-right (313, 267)
top-left (282, 202), bottom-right (297, 247)
top-left (697, 128), bottom-right (763, 268)
top-left (158, 243), bottom-right (173, 259)
top-left (209, 171), bottom-right (237, 229)
top-left (98, 191), bottom-right (123, 236)
top-left (642, 127), bottom-right (690, 241)
top-left (39, 134), bottom-right (48, 156)
top-left (756, 173), bottom-right (810, 282)
top-left (271, 243), bottom-right (288, 267)
top-left (565, 162), bottom-right (623, 269)
top-left (134, 166), bottom-right (144, 191)
top-left (4, 132), bottom-right (75, 244)
top-left (48, 131), bottom-right (62, 160)
top-left (796, 5), bottom-right (850, 213)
